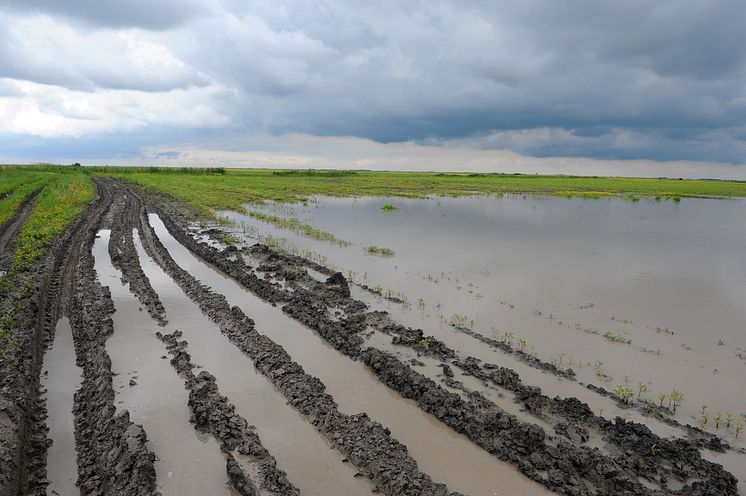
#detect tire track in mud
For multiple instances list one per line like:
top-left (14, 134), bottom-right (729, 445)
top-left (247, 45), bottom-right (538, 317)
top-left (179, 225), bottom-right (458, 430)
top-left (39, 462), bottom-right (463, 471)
top-left (63, 180), bottom-right (159, 495)
top-left (1, 179), bottom-right (161, 496)
top-left (103, 178), bottom-right (460, 496)
top-left (0, 189), bottom-right (41, 270)
top-left (128, 181), bottom-right (739, 496)
top-left (105, 190), bottom-right (300, 495)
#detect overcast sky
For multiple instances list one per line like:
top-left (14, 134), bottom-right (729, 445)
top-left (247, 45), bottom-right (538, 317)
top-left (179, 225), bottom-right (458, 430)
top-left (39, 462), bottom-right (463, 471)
top-left (0, 1), bottom-right (745, 177)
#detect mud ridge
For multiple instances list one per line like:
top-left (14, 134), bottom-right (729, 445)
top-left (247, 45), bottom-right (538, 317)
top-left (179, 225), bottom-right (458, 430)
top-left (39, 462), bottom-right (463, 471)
top-left (107, 202), bottom-right (300, 494)
top-left (108, 194), bottom-right (168, 326)
top-left (157, 330), bottom-right (299, 496)
top-left (107, 179), bottom-right (460, 496)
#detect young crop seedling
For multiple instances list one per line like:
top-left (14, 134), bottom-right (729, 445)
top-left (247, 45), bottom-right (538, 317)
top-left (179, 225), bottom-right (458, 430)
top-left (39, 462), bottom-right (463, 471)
top-left (669, 390), bottom-right (684, 412)
top-left (603, 331), bottom-right (632, 345)
top-left (615, 385), bottom-right (634, 404)
top-left (659, 393), bottom-right (668, 407)
top-left (381, 203), bottom-right (398, 212)
top-left (715, 412), bottom-right (723, 430)
top-left (637, 382), bottom-right (649, 399)
top-left (366, 245), bottom-right (395, 257)
top-left (736, 421), bottom-right (744, 439)
top-left (726, 413), bottom-right (734, 429)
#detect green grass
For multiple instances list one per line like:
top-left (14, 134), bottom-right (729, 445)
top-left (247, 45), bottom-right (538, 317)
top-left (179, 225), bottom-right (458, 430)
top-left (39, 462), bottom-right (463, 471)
top-left (12, 173), bottom-right (95, 270)
top-left (366, 245), bottom-right (395, 257)
top-left (0, 170), bottom-right (59, 226)
top-left (381, 203), bottom-right (399, 211)
top-left (101, 169), bottom-right (746, 218)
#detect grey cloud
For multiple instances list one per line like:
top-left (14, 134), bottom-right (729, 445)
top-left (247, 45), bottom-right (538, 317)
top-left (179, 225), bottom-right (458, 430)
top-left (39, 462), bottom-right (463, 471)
top-left (0, 0), bottom-right (205, 30)
top-left (0, 0), bottom-right (745, 164)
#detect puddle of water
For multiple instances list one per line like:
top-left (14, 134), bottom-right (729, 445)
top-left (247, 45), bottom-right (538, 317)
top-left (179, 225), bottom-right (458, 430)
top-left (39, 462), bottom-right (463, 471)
top-left (149, 214), bottom-right (553, 496)
top-left (43, 317), bottom-right (82, 496)
top-left (132, 228), bottom-right (374, 496)
top-left (222, 195), bottom-right (746, 441)
top-left (92, 230), bottom-right (236, 496)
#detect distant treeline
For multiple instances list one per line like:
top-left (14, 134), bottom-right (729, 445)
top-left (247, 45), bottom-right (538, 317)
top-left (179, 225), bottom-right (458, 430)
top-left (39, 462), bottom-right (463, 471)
top-left (271, 169), bottom-right (359, 177)
top-left (86, 166), bottom-right (227, 175)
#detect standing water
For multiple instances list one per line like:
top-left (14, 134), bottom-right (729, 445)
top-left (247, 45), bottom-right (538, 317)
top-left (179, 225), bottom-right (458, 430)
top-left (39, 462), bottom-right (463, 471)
top-left (43, 317), bottom-right (82, 496)
top-left (149, 213), bottom-right (554, 496)
top-left (92, 230), bottom-right (236, 495)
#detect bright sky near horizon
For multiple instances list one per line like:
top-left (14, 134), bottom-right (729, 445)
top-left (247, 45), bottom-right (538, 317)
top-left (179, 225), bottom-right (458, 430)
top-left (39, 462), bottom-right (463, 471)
top-left (0, 1), bottom-right (745, 178)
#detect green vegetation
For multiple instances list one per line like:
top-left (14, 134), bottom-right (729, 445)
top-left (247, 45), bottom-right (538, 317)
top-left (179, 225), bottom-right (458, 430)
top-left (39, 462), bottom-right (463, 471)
top-left (85, 168), bottom-right (746, 219)
top-left (247, 210), bottom-right (350, 246)
top-left (12, 173), bottom-right (95, 270)
top-left (366, 245), bottom-right (394, 256)
top-left (615, 385), bottom-right (634, 404)
top-left (603, 331), bottom-right (632, 344)
top-left (381, 203), bottom-right (399, 211)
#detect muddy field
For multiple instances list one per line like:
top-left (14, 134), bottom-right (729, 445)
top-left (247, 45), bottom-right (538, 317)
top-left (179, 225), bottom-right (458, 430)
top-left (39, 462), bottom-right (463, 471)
top-left (0, 178), bottom-right (744, 495)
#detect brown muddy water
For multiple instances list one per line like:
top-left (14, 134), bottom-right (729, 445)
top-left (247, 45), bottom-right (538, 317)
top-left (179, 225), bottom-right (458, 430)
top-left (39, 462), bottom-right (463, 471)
top-left (92, 230), bottom-right (238, 496)
top-left (219, 195), bottom-right (746, 493)
top-left (150, 213), bottom-right (554, 496)
top-left (42, 317), bottom-right (82, 496)
top-left (131, 229), bottom-right (375, 496)
top-left (220, 196), bottom-right (746, 435)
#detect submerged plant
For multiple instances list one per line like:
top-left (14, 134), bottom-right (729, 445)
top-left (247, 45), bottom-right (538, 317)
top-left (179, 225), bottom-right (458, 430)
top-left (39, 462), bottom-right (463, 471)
top-left (366, 245), bottom-right (395, 257)
top-left (615, 385), bottom-right (634, 404)
top-left (603, 331), bottom-right (632, 345)
top-left (702, 413), bottom-right (710, 427)
top-left (669, 390), bottom-right (684, 412)
top-left (637, 382), bottom-right (649, 399)
top-left (726, 413), bottom-right (734, 429)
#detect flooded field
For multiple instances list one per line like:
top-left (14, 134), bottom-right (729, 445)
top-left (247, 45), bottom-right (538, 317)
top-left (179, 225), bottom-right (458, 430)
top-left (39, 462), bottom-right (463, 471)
top-left (5, 177), bottom-right (744, 496)
top-left (221, 195), bottom-right (746, 436)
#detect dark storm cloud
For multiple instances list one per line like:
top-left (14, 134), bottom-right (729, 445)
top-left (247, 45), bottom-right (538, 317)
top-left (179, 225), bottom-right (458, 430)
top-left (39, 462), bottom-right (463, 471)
top-left (0, 0), bottom-right (744, 165)
top-left (0, 0), bottom-right (204, 30)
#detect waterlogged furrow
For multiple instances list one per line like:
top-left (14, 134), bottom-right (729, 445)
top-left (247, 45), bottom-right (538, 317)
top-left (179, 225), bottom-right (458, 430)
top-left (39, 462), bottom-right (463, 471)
top-left (66, 180), bottom-right (159, 495)
top-left (130, 230), bottom-right (375, 496)
top-left (42, 318), bottom-right (82, 496)
top-left (148, 214), bottom-right (550, 496)
top-left (93, 230), bottom-right (237, 495)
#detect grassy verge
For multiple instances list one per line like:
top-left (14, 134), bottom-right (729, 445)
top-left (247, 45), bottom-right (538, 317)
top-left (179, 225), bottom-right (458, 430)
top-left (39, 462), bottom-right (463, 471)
top-left (13, 173), bottom-right (95, 270)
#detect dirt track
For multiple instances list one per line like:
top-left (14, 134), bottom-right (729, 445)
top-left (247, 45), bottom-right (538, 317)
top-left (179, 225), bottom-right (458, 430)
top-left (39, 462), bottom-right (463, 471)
top-left (0, 177), bottom-right (741, 495)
